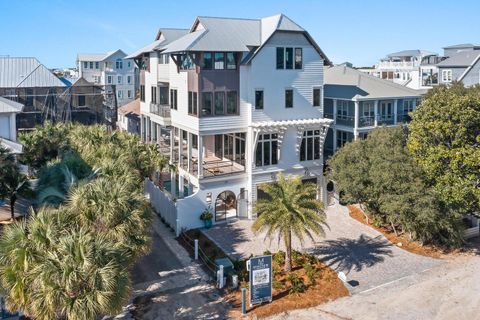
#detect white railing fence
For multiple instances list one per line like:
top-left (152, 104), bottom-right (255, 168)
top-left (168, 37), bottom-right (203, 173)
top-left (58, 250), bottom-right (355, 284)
top-left (144, 178), bottom-right (178, 234)
top-left (464, 226), bottom-right (480, 239)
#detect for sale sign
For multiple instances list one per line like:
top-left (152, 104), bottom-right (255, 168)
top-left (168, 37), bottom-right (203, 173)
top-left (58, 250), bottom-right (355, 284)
top-left (247, 255), bottom-right (272, 305)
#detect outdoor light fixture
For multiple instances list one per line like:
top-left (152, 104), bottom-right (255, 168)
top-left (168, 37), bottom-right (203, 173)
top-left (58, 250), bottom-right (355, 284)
top-left (206, 192), bottom-right (212, 204)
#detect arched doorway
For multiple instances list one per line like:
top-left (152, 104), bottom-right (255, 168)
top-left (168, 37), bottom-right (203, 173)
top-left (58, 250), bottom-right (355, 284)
top-left (215, 190), bottom-right (237, 221)
top-left (326, 180), bottom-right (336, 206)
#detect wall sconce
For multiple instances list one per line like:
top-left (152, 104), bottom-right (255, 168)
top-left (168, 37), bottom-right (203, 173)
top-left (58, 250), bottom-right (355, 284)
top-left (206, 192), bottom-right (212, 204)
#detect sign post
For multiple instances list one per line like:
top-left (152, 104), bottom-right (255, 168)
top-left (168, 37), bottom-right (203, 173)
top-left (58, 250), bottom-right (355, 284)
top-left (248, 255), bottom-right (272, 306)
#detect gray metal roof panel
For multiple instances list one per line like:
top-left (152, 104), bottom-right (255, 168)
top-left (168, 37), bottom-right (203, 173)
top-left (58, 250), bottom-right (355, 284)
top-left (437, 51), bottom-right (480, 67)
top-left (0, 57), bottom-right (66, 88)
top-left (324, 65), bottom-right (422, 100)
top-left (387, 49), bottom-right (437, 58)
top-left (0, 96), bottom-right (24, 113)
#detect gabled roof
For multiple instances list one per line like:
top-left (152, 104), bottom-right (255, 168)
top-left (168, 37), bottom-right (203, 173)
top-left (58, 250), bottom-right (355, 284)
top-left (0, 96), bottom-right (24, 113)
top-left (77, 49), bottom-right (128, 62)
top-left (161, 14), bottom-right (331, 65)
top-left (125, 29), bottom-right (189, 59)
top-left (0, 138), bottom-right (23, 154)
top-left (443, 43), bottom-right (480, 49)
top-left (324, 65), bottom-right (421, 100)
top-left (118, 98), bottom-right (140, 116)
top-left (0, 57), bottom-right (66, 88)
top-left (437, 50), bottom-right (480, 67)
top-left (386, 49), bottom-right (437, 58)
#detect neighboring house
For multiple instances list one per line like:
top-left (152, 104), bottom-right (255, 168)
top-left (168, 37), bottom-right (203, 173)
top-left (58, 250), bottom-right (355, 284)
top-left (366, 50), bottom-right (445, 90)
top-left (323, 65), bottom-right (422, 159)
top-left (117, 98), bottom-right (140, 135)
top-left (56, 77), bottom-right (105, 125)
top-left (0, 57), bottom-right (67, 131)
top-left (132, 14), bottom-right (333, 229)
top-left (77, 50), bottom-right (136, 107)
top-left (0, 96), bottom-right (24, 154)
top-left (125, 28), bottom-right (189, 152)
top-left (437, 45), bottom-right (480, 87)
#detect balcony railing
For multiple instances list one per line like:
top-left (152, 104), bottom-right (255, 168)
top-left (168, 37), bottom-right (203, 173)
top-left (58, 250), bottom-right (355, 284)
top-left (150, 103), bottom-right (171, 118)
top-left (359, 116), bottom-right (375, 127)
top-left (377, 114), bottom-right (395, 125)
top-left (377, 61), bottom-right (418, 69)
top-left (336, 115), bottom-right (355, 127)
top-left (324, 113), bottom-right (334, 120)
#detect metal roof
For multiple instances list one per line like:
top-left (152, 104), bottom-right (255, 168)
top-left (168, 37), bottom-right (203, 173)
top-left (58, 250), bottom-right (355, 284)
top-left (436, 50), bottom-right (480, 67)
top-left (125, 29), bottom-right (189, 59)
top-left (0, 138), bottom-right (23, 154)
top-left (77, 49), bottom-right (127, 62)
top-left (386, 50), bottom-right (437, 58)
top-left (324, 66), bottom-right (422, 100)
top-left (0, 96), bottom-right (24, 113)
top-left (0, 57), bottom-right (66, 88)
top-left (443, 43), bottom-right (480, 49)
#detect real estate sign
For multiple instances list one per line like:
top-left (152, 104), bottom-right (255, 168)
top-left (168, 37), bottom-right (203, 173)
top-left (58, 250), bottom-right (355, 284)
top-left (248, 255), bottom-right (272, 305)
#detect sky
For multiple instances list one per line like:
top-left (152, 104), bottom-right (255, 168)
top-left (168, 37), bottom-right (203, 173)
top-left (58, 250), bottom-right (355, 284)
top-left (1, 0), bottom-right (480, 68)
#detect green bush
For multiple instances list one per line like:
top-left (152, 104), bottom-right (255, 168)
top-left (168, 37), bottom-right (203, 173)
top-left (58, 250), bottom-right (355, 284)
top-left (263, 249), bottom-right (272, 256)
top-left (273, 251), bottom-right (285, 266)
top-left (303, 262), bottom-right (318, 286)
top-left (272, 278), bottom-right (285, 290)
top-left (292, 250), bottom-right (303, 266)
top-left (286, 273), bottom-right (306, 294)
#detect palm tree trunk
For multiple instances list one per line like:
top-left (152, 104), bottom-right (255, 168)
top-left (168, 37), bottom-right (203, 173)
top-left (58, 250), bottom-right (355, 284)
top-left (10, 197), bottom-right (15, 221)
top-left (159, 172), bottom-right (164, 191)
top-left (284, 230), bottom-right (292, 272)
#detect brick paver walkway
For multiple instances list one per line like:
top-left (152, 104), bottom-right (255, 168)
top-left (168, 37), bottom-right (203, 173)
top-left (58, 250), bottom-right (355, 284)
top-left (202, 203), bottom-right (443, 293)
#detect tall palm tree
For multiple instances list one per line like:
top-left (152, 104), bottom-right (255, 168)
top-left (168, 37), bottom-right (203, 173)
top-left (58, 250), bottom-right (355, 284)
top-left (0, 166), bottom-right (33, 220)
top-left (252, 173), bottom-right (327, 272)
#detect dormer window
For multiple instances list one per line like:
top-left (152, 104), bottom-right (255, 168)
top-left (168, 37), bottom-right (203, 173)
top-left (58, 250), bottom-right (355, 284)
top-left (116, 59), bottom-right (123, 69)
top-left (203, 52), bottom-right (213, 69)
top-left (226, 53), bottom-right (236, 69)
top-left (276, 47), bottom-right (303, 70)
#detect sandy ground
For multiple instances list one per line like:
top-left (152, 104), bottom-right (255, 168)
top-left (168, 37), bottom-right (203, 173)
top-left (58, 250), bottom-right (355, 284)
top-left (267, 254), bottom-right (480, 320)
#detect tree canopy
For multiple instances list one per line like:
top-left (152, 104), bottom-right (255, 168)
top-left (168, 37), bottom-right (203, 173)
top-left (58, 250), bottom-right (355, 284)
top-left (328, 126), bottom-right (463, 246)
top-left (407, 83), bottom-right (480, 217)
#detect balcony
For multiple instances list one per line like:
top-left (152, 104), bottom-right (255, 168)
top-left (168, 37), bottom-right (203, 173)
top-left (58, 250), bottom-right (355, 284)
top-left (377, 114), bottom-right (395, 125)
top-left (377, 61), bottom-right (418, 69)
top-left (324, 113), bottom-right (334, 120)
top-left (336, 115), bottom-right (354, 127)
top-left (150, 103), bottom-right (171, 118)
top-left (359, 116), bottom-right (375, 127)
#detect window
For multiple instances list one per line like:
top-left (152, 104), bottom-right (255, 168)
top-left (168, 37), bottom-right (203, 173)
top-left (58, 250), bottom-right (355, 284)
top-left (180, 54), bottom-right (194, 70)
top-left (127, 76), bottom-right (131, 84)
top-left (402, 100), bottom-right (414, 113)
top-left (227, 91), bottom-right (237, 114)
top-left (214, 91), bottom-right (225, 115)
top-left (93, 76), bottom-right (101, 84)
top-left (117, 76), bottom-right (122, 84)
top-left (285, 48), bottom-right (293, 69)
top-left (300, 130), bottom-right (321, 161)
top-left (337, 130), bottom-right (353, 149)
top-left (214, 52), bottom-right (225, 69)
top-left (188, 92), bottom-right (198, 115)
top-left (295, 48), bottom-right (302, 69)
top-left (140, 85), bottom-right (145, 102)
top-left (202, 92), bottom-right (213, 116)
top-left (235, 133), bottom-right (246, 165)
top-left (255, 134), bottom-right (278, 166)
top-left (89, 61), bottom-right (93, 69)
top-left (285, 89), bottom-right (293, 108)
top-left (95, 62), bottom-right (99, 69)
top-left (337, 100), bottom-right (350, 117)
top-left (151, 86), bottom-right (157, 103)
top-left (83, 61), bottom-right (88, 69)
top-left (170, 89), bottom-right (178, 110)
top-left (116, 59), bottom-right (123, 69)
top-left (127, 61), bottom-right (131, 68)
top-left (107, 76), bottom-right (112, 84)
top-left (226, 52), bottom-right (236, 69)
top-left (127, 90), bottom-right (132, 99)
top-left (159, 54), bottom-right (170, 64)
top-left (78, 95), bottom-right (86, 107)
top-left (313, 88), bottom-right (321, 107)
top-left (255, 90), bottom-right (264, 110)
top-left (117, 90), bottom-right (123, 99)
top-left (159, 86), bottom-right (169, 105)
top-left (203, 52), bottom-right (213, 69)
top-left (276, 47), bottom-right (284, 69)
top-left (442, 69), bottom-right (452, 82)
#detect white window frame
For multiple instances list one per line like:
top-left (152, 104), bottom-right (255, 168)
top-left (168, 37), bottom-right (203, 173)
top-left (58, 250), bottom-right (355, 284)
top-left (83, 61), bottom-right (88, 69)
top-left (362, 101), bottom-right (375, 117)
top-left (300, 129), bottom-right (322, 161)
top-left (116, 59), bottom-right (123, 69)
top-left (127, 90), bottom-right (132, 99)
top-left (313, 86), bottom-right (322, 107)
top-left (337, 100), bottom-right (350, 118)
top-left (117, 90), bottom-right (123, 99)
top-left (127, 76), bottom-right (131, 84)
top-left (442, 69), bottom-right (452, 83)
top-left (117, 76), bottom-right (122, 84)
top-left (107, 75), bottom-right (112, 84)
top-left (255, 134), bottom-right (279, 167)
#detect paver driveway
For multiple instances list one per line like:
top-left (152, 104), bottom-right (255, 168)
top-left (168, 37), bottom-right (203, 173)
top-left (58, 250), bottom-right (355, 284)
top-left (203, 203), bottom-right (443, 293)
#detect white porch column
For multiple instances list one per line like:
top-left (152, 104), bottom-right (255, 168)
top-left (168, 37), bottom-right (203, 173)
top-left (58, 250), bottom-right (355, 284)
top-left (374, 100), bottom-right (379, 127)
top-left (140, 115), bottom-right (144, 141)
top-left (178, 175), bottom-right (184, 199)
top-left (198, 135), bottom-right (203, 179)
top-left (333, 99), bottom-right (337, 125)
top-left (169, 127), bottom-right (174, 164)
top-left (187, 132), bottom-right (192, 173)
top-left (393, 99), bottom-right (398, 125)
top-left (146, 117), bottom-right (151, 142)
top-left (156, 124), bottom-right (161, 146)
top-left (353, 101), bottom-right (359, 140)
top-left (178, 129), bottom-right (183, 169)
top-left (9, 114), bottom-right (16, 141)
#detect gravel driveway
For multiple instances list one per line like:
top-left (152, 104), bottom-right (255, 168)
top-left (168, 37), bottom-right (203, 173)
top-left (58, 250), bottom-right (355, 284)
top-left (203, 203), bottom-right (443, 293)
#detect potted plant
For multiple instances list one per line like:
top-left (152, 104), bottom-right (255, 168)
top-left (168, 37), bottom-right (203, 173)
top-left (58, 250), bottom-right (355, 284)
top-left (200, 208), bottom-right (213, 228)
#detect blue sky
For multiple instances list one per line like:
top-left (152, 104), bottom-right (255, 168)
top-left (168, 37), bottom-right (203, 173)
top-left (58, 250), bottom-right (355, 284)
top-left (1, 0), bottom-right (479, 68)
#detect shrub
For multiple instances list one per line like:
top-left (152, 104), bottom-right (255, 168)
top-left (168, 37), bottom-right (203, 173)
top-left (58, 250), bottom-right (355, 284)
top-left (286, 273), bottom-right (306, 294)
top-left (292, 250), bottom-right (303, 266)
top-left (273, 251), bottom-right (285, 266)
top-left (272, 279), bottom-right (285, 290)
top-left (263, 249), bottom-right (272, 256)
top-left (303, 262), bottom-right (318, 286)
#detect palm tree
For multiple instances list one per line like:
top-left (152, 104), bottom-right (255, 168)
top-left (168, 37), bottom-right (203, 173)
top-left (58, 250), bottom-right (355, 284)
top-left (147, 144), bottom-right (176, 190)
top-left (0, 166), bottom-right (33, 220)
top-left (252, 173), bottom-right (328, 272)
